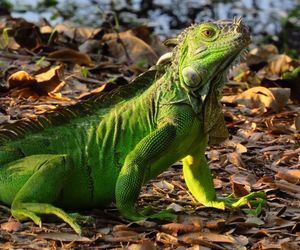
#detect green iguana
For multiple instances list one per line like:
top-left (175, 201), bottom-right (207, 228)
top-left (0, 18), bottom-right (266, 234)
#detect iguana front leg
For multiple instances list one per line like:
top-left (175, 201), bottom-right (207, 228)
top-left (115, 124), bottom-right (177, 221)
top-left (182, 138), bottom-right (266, 213)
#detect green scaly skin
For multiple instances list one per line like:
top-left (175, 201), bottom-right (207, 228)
top-left (0, 18), bottom-right (266, 234)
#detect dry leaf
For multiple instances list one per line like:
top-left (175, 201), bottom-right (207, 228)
top-left (1, 220), bottom-right (22, 232)
top-left (230, 86), bottom-right (290, 112)
top-left (235, 143), bottom-right (247, 154)
top-left (230, 174), bottom-right (258, 197)
top-left (213, 178), bottom-right (223, 189)
top-left (38, 232), bottom-right (91, 242)
top-left (167, 203), bottom-right (184, 212)
top-left (247, 44), bottom-right (279, 66)
top-left (48, 48), bottom-right (92, 66)
top-left (161, 222), bottom-right (201, 236)
top-left (181, 232), bottom-right (236, 244)
top-left (128, 240), bottom-right (156, 250)
top-left (265, 54), bottom-right (299, 77)
top-left (153, 180), bottom-right (174, 192)
top-left (7, 70), bottom-right (36, 89)
top-left (276, 168), bottom-right (300, 184)
top-left (207, 150), bottom-right (220, 161)
top-left (227, 152), bottom-right (246, 168)
top-left (156, 232), bottom-right (178, 245)
top-left (236, 87), bottom-right (276, 111)
top-left (7, 65), bottom-right (65, 98)
top-left (268, 88), bottom-right (291, 110)
top-left (275, 180), bottom-right (300, 197)
top-left (102, 31), bottom-right (158, 65)
top-left (205, 219), bottom-right (226, 230)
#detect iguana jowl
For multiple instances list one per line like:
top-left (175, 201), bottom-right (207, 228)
top-left (0, 18), bottom-right (266, 234)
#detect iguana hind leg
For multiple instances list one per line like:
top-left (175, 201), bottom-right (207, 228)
top-left (0, 154), bottom-right (81, 234)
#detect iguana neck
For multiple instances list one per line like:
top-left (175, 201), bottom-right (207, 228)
top-left (156, 64), bottom-right (227, 115)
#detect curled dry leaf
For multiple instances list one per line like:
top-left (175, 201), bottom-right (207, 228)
top-left (167, 202), bottom-right (184, 212)
top-left (230, 174), bottom-right (258, 197)
top-left (247, 44), bottom-right (279, 66)
top-left (153, 180), bottom-right (174, 192)
top-left (231, 182), bottom-right (250, 197)
top-left (38, 232), bottom-right (91, 242)
top-left (274, 180), bottom-right (300, 199)
top-left (235, 143), bottom-right (247, 154)
top-left (276, 168), bottom-right (300, 184)
top-left (161, 222), bottom-right (202, 236)
top-left (265, 214), bottom-right (296, 229)
top-left (180, 232), bottom-right (236, 244)
top-left (7, 65), bottom-right (65, 98)
top-left (48, 48), bottom-right (93, 66)
top-left (156, 232), bottom-right (178, 245)
top-left (0, 220), bottom-right (22, 232)
top-left (102, 31), bottom-right (158, 65)
top-left (223, 86), bottom-right (290, 112)
top-left (227, 152), bottom-right (246, 168)
top-left (128, 240), bottom-right (156, 250)
top-left (205, 219), bottom-right (226, 230)
top-left (213, 178), bottom-right (223, 189)
top-left (55, 23), bottom-right (103, 42)
top-left (265, 54), bottom-right (300, 77)
top-left (207, 150), bottom-right (220, 161)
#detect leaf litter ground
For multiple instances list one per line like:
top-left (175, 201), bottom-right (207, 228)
top-left (0, 17), bottom-right (300, 249)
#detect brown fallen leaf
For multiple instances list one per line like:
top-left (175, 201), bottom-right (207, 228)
top-left (7, 65), bottom-right (65, 98)
top-left (180, 232), bottom-right (236, 244)
top-left (0, 219), bottom-right (22, 232)
top-left (156, 232), bottom-right (178, 245)
top-left (48, 48), bottom-right (93, 66)
top-left (231, 182), bottom-right (250, 197)
top-left (11, 19), bottom-right (43, 50)
top-left (7, 70), bottom-right (36, 89)
top-left (230, 174), bottom-right (258, 197)
top-left (276, 168), bottom-right (300, 184)
top-left (247, 44), bottom-right (279, 66)
top-left (227, 152), bottom-right (246, 168)
top-left (222, 86), bottom-right (290, 112)
top-left (102, 31), bottom-right (158, 65)
top-left (161, 222), bottom-right (202, 236)
top-left (274, 180), bottom-right (300, 199)
top-left (265, 213), bottom-right (296, 230)
top-left (38, 232), bottom-right (91, 242)
top-left (265, 54), bottom-right (300, 77)
top-left (205, 219), bottom-right (226, 230)
top-left (128, 240), bottom-right (156, 250)
top-left (55, 22), bottom-right (103, 42)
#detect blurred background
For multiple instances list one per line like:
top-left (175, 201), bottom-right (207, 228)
top-left (2, 0), bottom-right (300, 56)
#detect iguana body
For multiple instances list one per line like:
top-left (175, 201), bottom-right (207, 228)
top-left (0, 19), bottom-right (265, 234)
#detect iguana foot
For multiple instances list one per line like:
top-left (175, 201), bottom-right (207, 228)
top-left (207, 191), bottom-right (267, 216)
top-left (11, 203), bottom-right (82, 234)
top-left (142, 206), bottom-right (176, 221)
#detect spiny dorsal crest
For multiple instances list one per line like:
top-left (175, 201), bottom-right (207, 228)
top-left (0, 69), bottom-right (157, 145)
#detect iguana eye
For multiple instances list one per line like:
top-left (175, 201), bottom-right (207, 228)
top-left (202, 29), bottom-right (214, 38)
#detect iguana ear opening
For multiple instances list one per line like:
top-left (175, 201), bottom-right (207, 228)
top-left (182, 66), bottom-right (203, 89)
top-left (163, 38), bottom-right (179, 47)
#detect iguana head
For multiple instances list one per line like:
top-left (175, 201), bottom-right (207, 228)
top-left (173, 18), bottom-right (250, 94)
